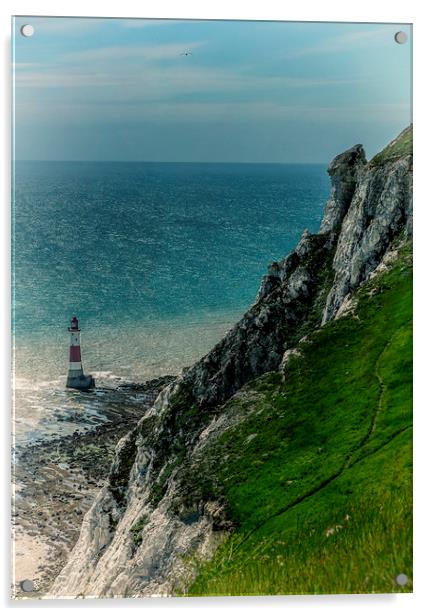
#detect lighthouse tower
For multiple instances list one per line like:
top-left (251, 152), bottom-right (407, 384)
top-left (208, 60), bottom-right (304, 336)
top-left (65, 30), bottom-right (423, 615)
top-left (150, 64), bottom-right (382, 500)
top-left (66, 315), bottom-right (95, 390)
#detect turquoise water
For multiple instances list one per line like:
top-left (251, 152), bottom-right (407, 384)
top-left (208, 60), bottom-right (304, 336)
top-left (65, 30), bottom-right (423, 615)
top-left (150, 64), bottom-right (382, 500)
top-left (12, 161), bottom-right (329, 442)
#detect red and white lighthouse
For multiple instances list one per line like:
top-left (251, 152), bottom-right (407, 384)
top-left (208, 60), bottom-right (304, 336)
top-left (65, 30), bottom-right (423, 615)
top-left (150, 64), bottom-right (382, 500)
top-left (66, 315), bottom-right (95, 390)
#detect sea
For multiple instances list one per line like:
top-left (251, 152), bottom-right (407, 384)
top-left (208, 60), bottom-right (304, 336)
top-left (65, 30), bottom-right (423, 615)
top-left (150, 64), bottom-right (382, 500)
top-left (12, 161), bottom-right (329, 445)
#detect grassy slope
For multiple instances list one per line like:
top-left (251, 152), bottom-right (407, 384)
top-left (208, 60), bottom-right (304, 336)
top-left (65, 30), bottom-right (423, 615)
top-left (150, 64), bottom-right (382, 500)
top-left (184, 242), bottom-right (412, 596)
top-left (370, 125), bottom-right (412, 167)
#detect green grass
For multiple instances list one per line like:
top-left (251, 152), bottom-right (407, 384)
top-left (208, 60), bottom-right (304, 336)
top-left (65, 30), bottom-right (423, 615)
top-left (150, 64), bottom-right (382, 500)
top-left (369, 125), bottom-right (412, 167)
top-left (130, 514), bottom-right (150, 548)
top-left (181, 242), bottom-right (412, 596)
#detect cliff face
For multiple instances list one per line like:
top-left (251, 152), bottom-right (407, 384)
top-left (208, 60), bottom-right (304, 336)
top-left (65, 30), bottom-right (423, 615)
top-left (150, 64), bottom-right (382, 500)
top-left (322, 147), bottom-right (412, 323)
top-left (49, 126), bottom-right (413, 598)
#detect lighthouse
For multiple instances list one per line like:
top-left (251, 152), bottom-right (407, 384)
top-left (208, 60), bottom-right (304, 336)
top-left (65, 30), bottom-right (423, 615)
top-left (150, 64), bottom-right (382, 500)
top-left (66, 315), bottom-right (95, 391)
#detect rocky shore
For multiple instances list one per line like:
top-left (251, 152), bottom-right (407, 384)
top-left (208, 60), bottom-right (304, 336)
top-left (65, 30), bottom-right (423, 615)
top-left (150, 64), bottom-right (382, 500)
top-left (12, 376), bottom-right (175, 599)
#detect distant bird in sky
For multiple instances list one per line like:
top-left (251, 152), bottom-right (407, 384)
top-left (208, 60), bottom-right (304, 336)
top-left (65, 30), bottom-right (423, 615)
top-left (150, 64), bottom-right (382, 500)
top-left (180, 50), bottom-right (193, 56)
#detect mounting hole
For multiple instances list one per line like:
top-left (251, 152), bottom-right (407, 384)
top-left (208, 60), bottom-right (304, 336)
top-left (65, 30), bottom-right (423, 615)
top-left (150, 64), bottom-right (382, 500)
top-left (394, 31), bottom-right (408, 44)
top-left (395, 573), bottom-right (408, 586)
top-left (20, 579), bottom-right (35, 592)
top-left (20, 24), bottom-right (34, 37)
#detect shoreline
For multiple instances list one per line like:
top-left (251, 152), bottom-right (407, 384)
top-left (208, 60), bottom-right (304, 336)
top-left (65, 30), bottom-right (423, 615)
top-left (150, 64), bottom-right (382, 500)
top-left (11, 376), bottom-right (175, 599)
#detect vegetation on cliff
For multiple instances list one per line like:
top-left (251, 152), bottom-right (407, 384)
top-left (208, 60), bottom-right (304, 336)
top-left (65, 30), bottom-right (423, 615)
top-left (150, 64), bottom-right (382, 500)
top-left (185, 242), bottom-right (412, 595)
top-left (369, 124), bottom-right (412, 168)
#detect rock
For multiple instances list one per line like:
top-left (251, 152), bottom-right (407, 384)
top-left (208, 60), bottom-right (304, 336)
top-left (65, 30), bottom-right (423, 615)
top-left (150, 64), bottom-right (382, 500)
top-left (279, 348), bottom-right (302, 377)
top-left (368, 248), bottom-right (400, 279)
top-left (319, 144), bottom-right (366, 234)
top-left (321, 148), bottom-right (412, 323)
top-left (334, 294), bottom-right (357, 320)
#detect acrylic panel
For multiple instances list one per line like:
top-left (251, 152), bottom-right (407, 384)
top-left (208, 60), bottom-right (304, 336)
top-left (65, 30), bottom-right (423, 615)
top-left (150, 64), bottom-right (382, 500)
top-left (11, 16), bottom-right (413, 599)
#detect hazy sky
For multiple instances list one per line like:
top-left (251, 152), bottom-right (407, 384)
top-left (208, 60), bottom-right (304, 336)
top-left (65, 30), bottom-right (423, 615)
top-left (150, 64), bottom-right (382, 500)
top-left (12, 17), bottom-right (412, 163)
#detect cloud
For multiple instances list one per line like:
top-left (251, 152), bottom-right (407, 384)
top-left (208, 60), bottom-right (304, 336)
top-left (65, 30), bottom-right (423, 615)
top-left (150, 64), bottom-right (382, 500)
top-left (12, 62), bottom-right (42, 69)
top-left (285, 27), bottom-right (392, 59)
top-left (63, 41), bottom-right (206, 63)
top-left (14, 53), bottom-right (361, 97)
top-left (15, 98), bottom-right (410, 128)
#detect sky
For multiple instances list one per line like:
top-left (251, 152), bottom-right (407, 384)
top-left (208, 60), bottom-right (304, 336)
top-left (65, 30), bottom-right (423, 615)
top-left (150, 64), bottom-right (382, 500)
top-left (12, 17), bottom-right (412, 163)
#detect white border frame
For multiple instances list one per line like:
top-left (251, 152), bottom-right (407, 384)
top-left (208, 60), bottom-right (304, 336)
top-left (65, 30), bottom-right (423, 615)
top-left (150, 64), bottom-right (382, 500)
top-left (1, 1), bottom-right (429, 615)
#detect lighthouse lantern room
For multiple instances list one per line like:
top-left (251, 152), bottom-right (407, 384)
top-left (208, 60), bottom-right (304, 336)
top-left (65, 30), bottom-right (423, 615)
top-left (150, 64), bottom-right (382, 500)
top-left (66, 315), bottom-right (95, 390)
